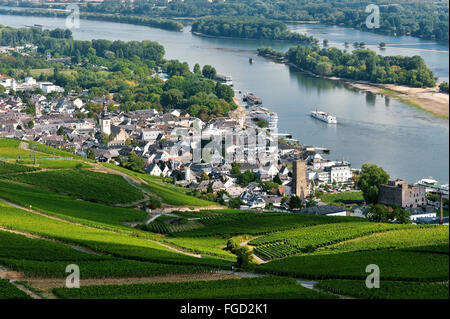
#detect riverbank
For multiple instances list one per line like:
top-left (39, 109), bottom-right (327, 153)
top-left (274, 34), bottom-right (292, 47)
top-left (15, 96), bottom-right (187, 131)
top-left (280, 61), bottom-right (449, 120)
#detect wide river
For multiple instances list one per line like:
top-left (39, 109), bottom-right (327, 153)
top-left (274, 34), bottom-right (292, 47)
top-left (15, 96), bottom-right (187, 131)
top-left (0, 13), bottom-right (449, 184)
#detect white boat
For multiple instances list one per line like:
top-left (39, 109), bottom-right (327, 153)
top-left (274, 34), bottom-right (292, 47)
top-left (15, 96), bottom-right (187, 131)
top-left (311, 110), bottom-right (337, 124)
top-left (216, 74), bottom-right (233, 86)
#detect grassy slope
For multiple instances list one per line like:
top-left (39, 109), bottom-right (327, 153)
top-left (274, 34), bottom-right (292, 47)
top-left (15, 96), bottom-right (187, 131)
top-left (0, 200), bottom-right (230, 268)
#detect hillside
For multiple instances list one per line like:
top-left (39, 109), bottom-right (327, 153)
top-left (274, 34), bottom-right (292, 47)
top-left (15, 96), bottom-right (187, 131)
top-left (0, 138), bottom-right (448, 299)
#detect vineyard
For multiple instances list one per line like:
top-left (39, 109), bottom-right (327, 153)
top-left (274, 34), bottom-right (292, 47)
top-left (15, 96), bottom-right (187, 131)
top-left (172, 213), bottom-right (360, 237)
top-left (5, 170), bottom-right (145, 205)
top-left (317, 280), bottom-right (449, 299)
top-left (0, 279), bottom-right (31, 299)
top-left (52, 276), bottom-right (335, 299)
top-left (257, 249), bottom-right (449, 281)
top-left (0, 138), bottom-right (448, 300)
top-left (251, 222), bottom-right (417, 260)
top-left (0, 161), bottom-right (40, 175)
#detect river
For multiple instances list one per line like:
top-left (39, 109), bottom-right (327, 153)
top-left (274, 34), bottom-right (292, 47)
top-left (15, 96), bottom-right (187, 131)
top-left (0, 13), bottom-right (448, 184)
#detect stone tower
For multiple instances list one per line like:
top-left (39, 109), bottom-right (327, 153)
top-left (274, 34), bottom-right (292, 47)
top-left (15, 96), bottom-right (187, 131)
top-left (292, 160), bottom-right (309, 199)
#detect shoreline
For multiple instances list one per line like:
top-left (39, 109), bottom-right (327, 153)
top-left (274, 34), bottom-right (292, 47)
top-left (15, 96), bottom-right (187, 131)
top-left (281, 60), bottom-right (449, 120)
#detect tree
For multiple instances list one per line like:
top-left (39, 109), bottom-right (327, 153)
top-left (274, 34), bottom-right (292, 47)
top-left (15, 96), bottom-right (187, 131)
top-left (26, 120), bottom-right (34, 129)
top-left (202, 65), bottom-right (217, 79)
top-left (86, 148), bottom-right (96, 160)
top-left (273, 173), bottom-right (282, 185)
top-left (357, 163), bottom-right (390, 204)
top-left (439, 81), bottom-right (449, 94)
top-left (323, 39), bottom-right (329, 46)
top-left (236, 246), bottom-right (252, 268)
top-left (193, 63), bottom-right (201, 74)
top-left (125, 151), bottom-right (145, 172)
top-left (367, 204), bottom-right (411, 224)
top-left (228, 197), bottom-right (243, 209)
top-left (288, 195), bottom-right (304, 210)
top-left (57, 127), bottom-right (64, 136)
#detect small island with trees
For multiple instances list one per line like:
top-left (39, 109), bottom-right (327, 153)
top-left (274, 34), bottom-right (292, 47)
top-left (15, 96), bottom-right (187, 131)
top-left (191, 16), bottom-right (317, 44)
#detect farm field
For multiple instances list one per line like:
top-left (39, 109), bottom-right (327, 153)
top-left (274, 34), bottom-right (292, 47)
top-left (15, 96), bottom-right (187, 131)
top-left (0, 279), bottom-right (31, 299)
top-left (257, 249), bottom-right (449, 281)
top-left (53, 276), bottom-right (335, 299)
top-left (319, 191), bottom-right (364, 206)
top-left (250, 222), bottom-right (420, 260)
top-left (0, 179), bottom-right (147, 228)
top-left (317, 280), bottom-right (449, 299)
top-left (0, 139), bottom-right (448, 300)
top-left (171, 213), bottom-right (360, 237)
top-left (315, 227), bottom-right (449, 255)
top-left (5, 169), bottom-right (145, 205)
top-left (0, 161), bottom-right (40, 175)
top-left (0, 200), bottom-right (231, 268)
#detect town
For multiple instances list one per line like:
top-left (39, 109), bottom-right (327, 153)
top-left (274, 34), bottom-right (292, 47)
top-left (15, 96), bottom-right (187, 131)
top-left (1, 45), bottom-right (448, 224)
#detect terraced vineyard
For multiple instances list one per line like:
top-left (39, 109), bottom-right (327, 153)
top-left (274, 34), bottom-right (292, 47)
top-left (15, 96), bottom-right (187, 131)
top-left (5, 170), bottom-right (145, 205)
top-left (0, 138), bottom-right (448, 300)
top-left (172, 213), bottom-right (359, 237)
top-left (53, 276), bottom-right (335, 299)
top-left (317, 280), bottom-right (449, 299)
top-left (0, 161), bottom-right (40, 175)
top-left (251, 222), bottom-right (415, 260)
top-left (257, 249), bottom-right (449, 281)
top-left (0, 279), bottom-right (31, 299)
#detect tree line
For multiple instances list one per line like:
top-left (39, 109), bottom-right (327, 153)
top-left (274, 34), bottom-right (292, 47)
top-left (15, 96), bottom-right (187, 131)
top-left (191, 16), bottom-right (317, 44)
top-left (8, 0), bottom-right (447, 41)
top-left (0, 26), bottom-right (236, 120)
top-left (258, 45), bottom-right (436, 88)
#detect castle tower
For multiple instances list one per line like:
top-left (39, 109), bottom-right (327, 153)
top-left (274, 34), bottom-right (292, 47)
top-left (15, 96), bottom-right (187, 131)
top-left (292, 160), bottom-right (309, 199)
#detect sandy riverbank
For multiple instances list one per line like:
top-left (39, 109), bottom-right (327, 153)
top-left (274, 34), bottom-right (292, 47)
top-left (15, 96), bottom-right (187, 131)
top-left (345, 82), bottom-right (449, 119)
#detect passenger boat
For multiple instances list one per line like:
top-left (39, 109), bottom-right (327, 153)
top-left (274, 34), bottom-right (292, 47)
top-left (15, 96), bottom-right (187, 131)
top-left (311, 110), bottom-right (337, 124)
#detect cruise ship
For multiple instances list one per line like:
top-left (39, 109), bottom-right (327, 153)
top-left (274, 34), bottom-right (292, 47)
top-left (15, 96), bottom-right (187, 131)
top-left (311, 110), bottom-right (337, 124)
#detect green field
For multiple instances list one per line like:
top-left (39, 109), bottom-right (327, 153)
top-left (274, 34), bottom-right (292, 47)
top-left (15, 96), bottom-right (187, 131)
top-left (5, 170), bottom-right (145, 205)
top-left (0, 179), bottom-right (147, 228)
top-left (257, 249), bottom-right (449, 281)
top-left (319, 191), bottom-right (364, 206)
top-left (315, 227), bottom-right (449, 255)
top-left (0, 200), bottom-right (230, 269)
top-left (317, 280), bottom-right (449, 299)
top-left (53, 276), bottom-right (335, 299)
top-left (171, 213), bottom-right (359, 237)
top-left (0, 279), bottom-right (31, 299)
top-left (0, 161), bottom-right (40, 175)
top-left (250, 222), bottom-right (419, 260)
top-left (0, 138), bottom-right (448, 299)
